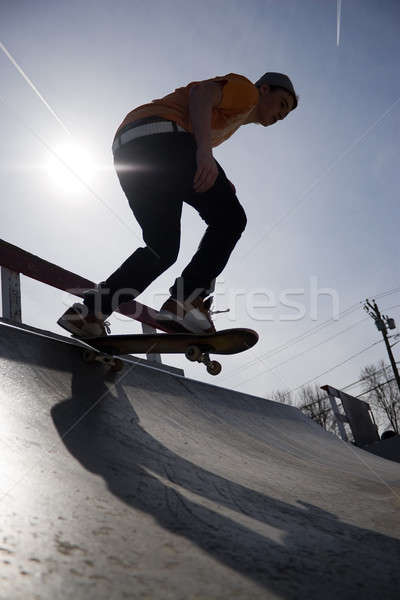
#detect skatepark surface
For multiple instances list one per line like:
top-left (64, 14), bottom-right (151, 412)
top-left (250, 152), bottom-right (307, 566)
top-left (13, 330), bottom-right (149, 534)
top-left (0, 321), bottom-right (399, 599)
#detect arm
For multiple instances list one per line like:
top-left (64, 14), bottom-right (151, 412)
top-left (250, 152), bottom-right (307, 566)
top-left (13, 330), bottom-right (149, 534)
top-left (189, 82), bottom-right (223, 193)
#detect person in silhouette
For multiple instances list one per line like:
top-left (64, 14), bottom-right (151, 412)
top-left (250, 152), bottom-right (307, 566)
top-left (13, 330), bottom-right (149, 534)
top-left (58, 72), bottom-right (297, 337)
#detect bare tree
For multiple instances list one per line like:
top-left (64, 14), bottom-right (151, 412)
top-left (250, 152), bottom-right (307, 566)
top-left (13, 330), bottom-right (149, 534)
top-left (271, 388), bottom-right (294, 406)
top-left (360, 361), bottom-right (400, 433)
top-left (271, 384), bottom-right (335, 433)
top-left (297, 384), bottom-right (335, 433)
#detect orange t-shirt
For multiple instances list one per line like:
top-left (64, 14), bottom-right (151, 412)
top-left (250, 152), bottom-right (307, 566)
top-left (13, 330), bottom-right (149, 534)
top-left (115, 73), bottom-right (259, 148)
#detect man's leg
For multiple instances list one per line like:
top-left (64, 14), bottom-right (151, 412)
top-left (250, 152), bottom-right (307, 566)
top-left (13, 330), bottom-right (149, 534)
top-left (87, 199), bottom-right (182, 318)
top-left (169, 161), bottom-right (247, 304)
top-left (83, 135), bottom-right (186, 318)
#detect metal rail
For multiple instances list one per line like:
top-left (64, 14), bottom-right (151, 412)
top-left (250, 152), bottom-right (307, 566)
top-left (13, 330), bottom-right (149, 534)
top-left (0, 239), bottom-right (163, 363)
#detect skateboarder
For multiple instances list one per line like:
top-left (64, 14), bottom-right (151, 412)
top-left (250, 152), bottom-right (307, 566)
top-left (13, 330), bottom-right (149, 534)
top-left (58, 72), bottom-right (297, 338)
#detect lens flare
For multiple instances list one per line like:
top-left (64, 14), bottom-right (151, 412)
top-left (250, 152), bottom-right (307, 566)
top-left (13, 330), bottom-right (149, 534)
top-left (45, 142), bottom-right (96, 194)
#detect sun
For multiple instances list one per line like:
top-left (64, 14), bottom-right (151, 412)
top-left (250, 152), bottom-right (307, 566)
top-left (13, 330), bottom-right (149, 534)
top-left (45, 141), bottom-right (96, 194)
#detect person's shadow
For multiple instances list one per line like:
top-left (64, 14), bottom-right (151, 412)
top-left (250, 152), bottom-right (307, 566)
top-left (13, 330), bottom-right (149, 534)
top-left (51, 361), bottom-right (400, 599)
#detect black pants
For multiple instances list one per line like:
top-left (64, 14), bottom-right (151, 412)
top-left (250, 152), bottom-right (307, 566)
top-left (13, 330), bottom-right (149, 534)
top-left (84, 122), bottom-right (247, 317)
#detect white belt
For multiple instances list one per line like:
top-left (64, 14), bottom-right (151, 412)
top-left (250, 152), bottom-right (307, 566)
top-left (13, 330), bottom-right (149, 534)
top-left (112, 120), bottom-right (186, 153)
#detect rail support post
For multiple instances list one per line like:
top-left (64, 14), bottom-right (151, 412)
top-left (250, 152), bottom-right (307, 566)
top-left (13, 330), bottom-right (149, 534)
top-left (1, 267), bottom-right (22, 323)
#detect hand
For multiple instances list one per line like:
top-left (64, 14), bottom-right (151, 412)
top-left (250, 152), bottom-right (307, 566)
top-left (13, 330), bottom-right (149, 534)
top-left (193, 149), bottom-right (218, 193)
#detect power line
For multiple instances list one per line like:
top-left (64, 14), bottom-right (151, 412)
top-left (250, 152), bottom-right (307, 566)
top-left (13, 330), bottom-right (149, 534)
top-left (356, 378), bottom-right (397, 399)
top-left (342, 361), bottom-right (400, 392)
top-left (218, 301), bottom-right (362, 382)
top-left (236, 317), bottom-right (367, 386)
top-left (231, 338), bottom-right (384, 393)
top-left (220, 287), bottom-right (400, 384)
top-left (288, 339), bottom-right (384, 395)
top-left (297, 364), bottom-right (400, 408)
top-left (363, 298), bottom-right (400, 396)
top-left (239, 292), bottom-right (400, 380)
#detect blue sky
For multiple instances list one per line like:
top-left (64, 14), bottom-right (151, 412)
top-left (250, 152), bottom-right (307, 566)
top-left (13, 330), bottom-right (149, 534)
top-left (1, 0), bottom-right (400, 425)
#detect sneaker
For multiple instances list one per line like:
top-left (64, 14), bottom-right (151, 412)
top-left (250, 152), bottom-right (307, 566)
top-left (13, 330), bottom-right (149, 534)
top-left (156, 296), bottom-right (216, 334)
top-left (57, 303), bottom-right (111, 339)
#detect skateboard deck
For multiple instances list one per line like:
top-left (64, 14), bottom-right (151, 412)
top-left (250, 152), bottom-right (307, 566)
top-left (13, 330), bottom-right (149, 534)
top-left (81, 328), bottom-right (258, 375)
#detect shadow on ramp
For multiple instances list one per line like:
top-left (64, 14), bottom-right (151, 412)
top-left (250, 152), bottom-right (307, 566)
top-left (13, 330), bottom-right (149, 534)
top-left (50, 364), bottom-right (400, 599)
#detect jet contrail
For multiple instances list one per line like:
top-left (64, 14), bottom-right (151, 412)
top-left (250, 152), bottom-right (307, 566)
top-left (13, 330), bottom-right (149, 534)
top-left (0, 40), bottom-right (71, 136)
top-left (337, 0), bottom-right (342, 46)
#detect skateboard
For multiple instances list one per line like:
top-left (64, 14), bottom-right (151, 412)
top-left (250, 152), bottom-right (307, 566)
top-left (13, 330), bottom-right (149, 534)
top-left (80, 328), bottom-right (258, 375)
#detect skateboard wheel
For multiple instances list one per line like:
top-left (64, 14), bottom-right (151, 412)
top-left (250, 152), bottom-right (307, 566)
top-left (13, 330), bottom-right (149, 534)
top-left (207, 361), bottom-right (222, 376)
top-left (185, 345), bottom-right (202, 362)
top-left (82, 349), bottom-right (97, 363)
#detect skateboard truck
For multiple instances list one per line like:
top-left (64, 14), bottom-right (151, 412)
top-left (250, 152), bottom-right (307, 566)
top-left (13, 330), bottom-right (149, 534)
top-left (82, 349), bottom-right (124, 373)
top-left (185, 345), bottom-right (222, 376)
top-left (82, 345), bottom-right (222, 375)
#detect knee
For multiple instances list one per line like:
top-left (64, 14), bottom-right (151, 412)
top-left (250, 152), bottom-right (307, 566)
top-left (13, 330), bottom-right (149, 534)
top-left (237, 207), bottom-right (247, 234)
top-left (230, 205), bottom-right (247, 238)
top-left (209, 206), bottom-right (247, 242)
top-left (161, 249), bottom-right (179, 270)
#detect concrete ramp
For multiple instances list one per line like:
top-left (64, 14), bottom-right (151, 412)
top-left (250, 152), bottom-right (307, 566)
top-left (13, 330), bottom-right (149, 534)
top-left (0, 323), bottom-right (399, 599)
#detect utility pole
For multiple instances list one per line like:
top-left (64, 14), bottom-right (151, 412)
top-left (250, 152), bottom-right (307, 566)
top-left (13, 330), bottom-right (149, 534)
top-left (363, 298), bottom-right (400, 395)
